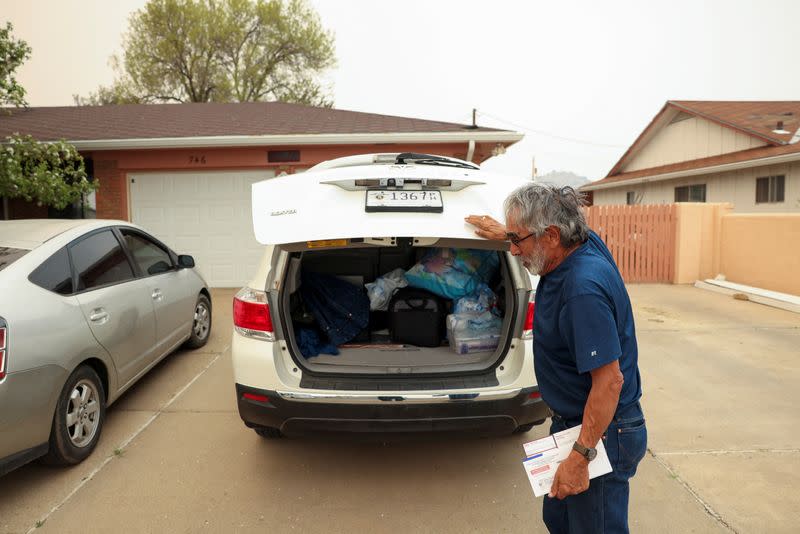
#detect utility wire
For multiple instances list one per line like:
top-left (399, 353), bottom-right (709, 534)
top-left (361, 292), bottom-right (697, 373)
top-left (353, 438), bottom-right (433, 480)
top-left (476, 110), bottom-right (627, 149)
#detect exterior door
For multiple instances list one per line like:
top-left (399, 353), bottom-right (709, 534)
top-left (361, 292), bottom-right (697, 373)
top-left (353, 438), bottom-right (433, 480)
top-left (118, 228), bottom-right (196, 353)
top-left (71, 229), bottom-right (158, 386)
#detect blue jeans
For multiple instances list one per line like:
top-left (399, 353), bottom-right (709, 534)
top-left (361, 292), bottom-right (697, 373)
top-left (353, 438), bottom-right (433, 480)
top-left (542, 404), bottom-right (647, 534)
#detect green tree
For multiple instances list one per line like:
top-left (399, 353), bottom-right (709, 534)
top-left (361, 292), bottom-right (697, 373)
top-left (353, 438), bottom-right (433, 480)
top-left (0, 135), bottom-right (92, 211)
top-left (76, 0), bottom-right (336, 107)
top-left (1, 23), bottom-right (95, 218)
top-left (0, 22), bottom-right (32, 108)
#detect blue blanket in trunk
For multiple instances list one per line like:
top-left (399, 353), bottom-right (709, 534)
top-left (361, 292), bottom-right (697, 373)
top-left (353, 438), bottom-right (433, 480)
top-left (298, 271), bottom-right (370, 356)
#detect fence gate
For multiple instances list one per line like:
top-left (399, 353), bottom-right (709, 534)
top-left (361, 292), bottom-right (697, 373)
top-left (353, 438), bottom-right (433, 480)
top-left (584, 204), bottom-right (677, 283)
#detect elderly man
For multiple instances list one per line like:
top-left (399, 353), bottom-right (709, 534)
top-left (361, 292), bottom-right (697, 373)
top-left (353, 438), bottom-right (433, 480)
top-left (466, 184), bottom-right (646, 534)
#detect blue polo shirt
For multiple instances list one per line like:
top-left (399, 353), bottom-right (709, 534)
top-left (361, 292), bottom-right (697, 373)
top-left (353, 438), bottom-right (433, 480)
top-left (533, 231), bottom-right (642, 420)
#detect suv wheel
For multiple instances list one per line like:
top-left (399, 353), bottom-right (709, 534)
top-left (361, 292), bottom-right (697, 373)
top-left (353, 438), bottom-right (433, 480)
top-left (42, 365), bottom-right (106, 466)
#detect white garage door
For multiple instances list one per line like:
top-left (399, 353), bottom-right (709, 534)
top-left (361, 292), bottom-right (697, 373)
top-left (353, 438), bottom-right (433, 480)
top-left (129, 170), bottom-right (275, 287)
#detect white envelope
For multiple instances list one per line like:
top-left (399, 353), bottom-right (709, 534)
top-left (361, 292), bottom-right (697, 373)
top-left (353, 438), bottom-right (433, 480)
top-left (522, 424), bottom-right (613, 497)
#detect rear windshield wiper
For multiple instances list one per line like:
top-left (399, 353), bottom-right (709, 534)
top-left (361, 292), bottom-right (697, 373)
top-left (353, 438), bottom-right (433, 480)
top-left (395, 152), bottom-right (480, 170)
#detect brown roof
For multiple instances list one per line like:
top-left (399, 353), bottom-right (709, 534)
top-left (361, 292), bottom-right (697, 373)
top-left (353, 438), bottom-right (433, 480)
top-left (599, 100), bottom-right (800, 186)
top-left (671, 100), bottom-right (800, 144)
top-left (0, 101), bottom-right (505, 142)
top-left (589, 141), bottom-right (800, 187)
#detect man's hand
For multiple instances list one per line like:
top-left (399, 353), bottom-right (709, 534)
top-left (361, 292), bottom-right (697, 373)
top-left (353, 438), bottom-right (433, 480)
top-left (548, 451), bottom-right (590, 500)
top-left (465, 214), bottom-right (508, 241)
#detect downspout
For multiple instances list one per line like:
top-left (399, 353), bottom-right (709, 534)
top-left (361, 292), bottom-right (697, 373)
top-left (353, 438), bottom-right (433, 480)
top-left (466, 139), bottom-right (476, 163)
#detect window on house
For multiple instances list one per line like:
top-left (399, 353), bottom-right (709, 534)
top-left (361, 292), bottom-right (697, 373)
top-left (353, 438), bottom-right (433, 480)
top-left (626, 191), bottom-right (637, 205)
top-left (755, 175), bottom-right (785, 203)
top-left (674, 184), bottom-right (706, 202)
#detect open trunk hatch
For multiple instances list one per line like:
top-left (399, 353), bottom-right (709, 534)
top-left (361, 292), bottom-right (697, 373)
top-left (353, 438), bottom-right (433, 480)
top-left (251, 165), bottom-right (529, 245)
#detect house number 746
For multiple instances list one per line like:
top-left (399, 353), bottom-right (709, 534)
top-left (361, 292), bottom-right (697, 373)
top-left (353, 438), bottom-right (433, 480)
top-left (189, 155), bottom-right (207, 164)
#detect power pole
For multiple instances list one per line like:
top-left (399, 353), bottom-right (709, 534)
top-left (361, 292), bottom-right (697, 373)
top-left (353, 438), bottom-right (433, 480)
top-left (531, 156), bottom-right (538, 182)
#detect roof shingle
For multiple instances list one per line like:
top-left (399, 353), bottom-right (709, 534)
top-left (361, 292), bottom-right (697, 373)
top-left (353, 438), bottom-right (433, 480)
top-left (0, 101), bottom-right (504, 142)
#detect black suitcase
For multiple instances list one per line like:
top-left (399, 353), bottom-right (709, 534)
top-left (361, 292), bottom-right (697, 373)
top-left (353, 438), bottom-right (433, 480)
top-left (389, 287), bottom-right (446, 347)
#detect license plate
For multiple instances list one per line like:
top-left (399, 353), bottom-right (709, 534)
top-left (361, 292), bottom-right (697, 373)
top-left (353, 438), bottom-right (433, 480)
top-left (365, 189), bottom-right (444, 213)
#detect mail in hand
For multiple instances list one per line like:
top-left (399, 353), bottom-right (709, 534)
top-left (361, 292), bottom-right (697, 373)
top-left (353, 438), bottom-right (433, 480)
top-left (522, 424), bottom-right (613, 497)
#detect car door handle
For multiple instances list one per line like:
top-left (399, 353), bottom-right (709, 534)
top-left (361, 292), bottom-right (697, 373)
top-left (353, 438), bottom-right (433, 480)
top-left (89, 308), bottom-right (109, 324)
top-left (152, 289), bottom-right (163, 302)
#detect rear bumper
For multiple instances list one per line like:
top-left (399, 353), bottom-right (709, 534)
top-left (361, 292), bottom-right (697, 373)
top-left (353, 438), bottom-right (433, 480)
top-left (235, 383), bottom-right (551, 435)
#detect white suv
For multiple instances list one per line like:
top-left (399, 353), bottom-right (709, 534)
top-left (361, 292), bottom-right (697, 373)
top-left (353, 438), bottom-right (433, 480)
top-left (231, 153), bottom-right (549, 438)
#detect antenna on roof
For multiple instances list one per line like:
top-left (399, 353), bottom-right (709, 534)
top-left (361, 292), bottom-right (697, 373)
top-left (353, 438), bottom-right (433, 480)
top-left (466, 108), bottom-right (478, 129)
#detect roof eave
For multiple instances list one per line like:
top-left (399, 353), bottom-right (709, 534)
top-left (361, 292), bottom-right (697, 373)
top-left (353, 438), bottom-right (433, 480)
top-left (69, 131), bottom-right (524, 151)
top-left (582, 149), bottom-right (800, 191)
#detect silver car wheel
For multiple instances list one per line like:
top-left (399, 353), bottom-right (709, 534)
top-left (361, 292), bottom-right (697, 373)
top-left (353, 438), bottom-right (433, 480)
top-left (193, 302), bottom-right (210, 340)
top-left (65, 379), bottom-right (101, 448)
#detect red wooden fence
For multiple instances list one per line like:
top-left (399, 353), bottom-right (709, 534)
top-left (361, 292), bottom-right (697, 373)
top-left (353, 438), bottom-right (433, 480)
top-left (584, 204), bottom-right (677, 283)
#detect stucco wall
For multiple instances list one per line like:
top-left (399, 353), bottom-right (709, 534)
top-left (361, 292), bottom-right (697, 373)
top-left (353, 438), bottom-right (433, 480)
top-left (719, 213), bottom-right (800, 296)
top-left (673, 203), bottom-right (731, 284)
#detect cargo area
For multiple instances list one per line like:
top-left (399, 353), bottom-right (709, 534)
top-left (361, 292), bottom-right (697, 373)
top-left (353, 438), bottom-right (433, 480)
top-left (277, 240), bottom-right (525, 376)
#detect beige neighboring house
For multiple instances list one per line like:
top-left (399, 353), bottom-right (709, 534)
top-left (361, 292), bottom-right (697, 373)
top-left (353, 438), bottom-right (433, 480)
top-left (583, 101), bottom-right (800, 212)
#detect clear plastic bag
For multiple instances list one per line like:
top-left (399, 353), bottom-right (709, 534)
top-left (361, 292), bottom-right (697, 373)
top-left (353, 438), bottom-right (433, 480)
top-left (446, 311), bottom-right (503, 355)
top-left (453, 283), bottom-right (497, 315)
top-left (365, 268), bottom-right (408, 311)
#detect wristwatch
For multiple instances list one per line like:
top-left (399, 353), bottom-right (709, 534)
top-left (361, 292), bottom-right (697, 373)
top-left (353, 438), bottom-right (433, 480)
top-left (572, 441), bottom-right (597, 462)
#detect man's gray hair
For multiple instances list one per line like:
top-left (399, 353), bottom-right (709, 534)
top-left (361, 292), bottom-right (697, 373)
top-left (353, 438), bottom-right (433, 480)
top-left (504, 184), bottom-right (590, 247)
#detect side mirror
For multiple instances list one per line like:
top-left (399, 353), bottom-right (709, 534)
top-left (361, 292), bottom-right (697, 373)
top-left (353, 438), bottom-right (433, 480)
top-left (178, 255), bottom-right (195, 268)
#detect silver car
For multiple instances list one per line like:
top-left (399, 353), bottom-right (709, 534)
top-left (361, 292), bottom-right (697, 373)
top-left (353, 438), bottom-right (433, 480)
top-left (0, 219), bottom-right (211, 476)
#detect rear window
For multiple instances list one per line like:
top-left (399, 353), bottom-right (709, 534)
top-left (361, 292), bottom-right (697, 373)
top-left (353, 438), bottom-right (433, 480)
top-left (0, 247), bottom-right (29, 271)
top-left (29, 247), bottom-right (74, 295)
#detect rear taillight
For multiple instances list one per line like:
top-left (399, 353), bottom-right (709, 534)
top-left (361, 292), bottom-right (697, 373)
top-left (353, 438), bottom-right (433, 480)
top-left (233, 287), bottom-right (274, 341)
top-left (522, 301), bottom-right (535, 340)
top-left (0, 325), bottom-right (7, 381)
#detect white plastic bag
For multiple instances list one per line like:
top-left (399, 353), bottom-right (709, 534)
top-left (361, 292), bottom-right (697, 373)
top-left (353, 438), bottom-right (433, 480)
top-left (365, 268), bottom-right (408, 311)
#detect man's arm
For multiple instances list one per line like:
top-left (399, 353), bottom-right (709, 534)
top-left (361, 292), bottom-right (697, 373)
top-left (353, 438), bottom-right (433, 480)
top-left (549, 359), bottom-right (624, 499)
top-left (578, 359), bottom-right (624, 452)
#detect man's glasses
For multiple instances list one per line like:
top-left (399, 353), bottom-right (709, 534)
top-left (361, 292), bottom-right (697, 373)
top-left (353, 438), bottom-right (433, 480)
top-left (506, 232), bottom-right (536, 246)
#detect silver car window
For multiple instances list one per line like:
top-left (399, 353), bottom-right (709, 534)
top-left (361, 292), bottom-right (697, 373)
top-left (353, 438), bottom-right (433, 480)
top-left (71, 230), bottom-right (135, 291)
top-left (120, 231), bottom-right (174, 276)
top-left (29, 247), bottom-right (74, 295)
top-left (0, 247), bottom-right (28, 271)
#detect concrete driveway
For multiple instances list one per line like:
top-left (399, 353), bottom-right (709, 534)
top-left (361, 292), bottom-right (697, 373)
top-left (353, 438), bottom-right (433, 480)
top-left (0, 285), bottom-right (798, 533)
